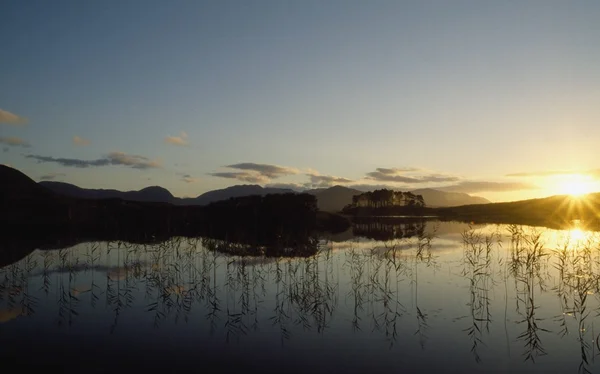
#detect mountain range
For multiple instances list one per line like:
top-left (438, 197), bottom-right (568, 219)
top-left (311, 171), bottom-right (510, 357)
top-left (38, 180), bottom-right (490, 211)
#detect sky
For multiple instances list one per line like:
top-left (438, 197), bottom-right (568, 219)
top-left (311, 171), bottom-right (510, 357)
top-left (1, 0), bottom-right (600, 202)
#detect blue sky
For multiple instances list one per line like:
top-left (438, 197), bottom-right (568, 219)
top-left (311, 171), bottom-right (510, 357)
top-left (2, 0), bottom-right (600, 201)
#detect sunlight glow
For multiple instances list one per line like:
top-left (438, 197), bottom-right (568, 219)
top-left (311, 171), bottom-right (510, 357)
top-left (555, 174), bottom-right (594, 197)
top-left (568, 228), bottom-right (587, 242)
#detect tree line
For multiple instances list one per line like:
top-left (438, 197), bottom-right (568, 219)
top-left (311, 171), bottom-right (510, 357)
top-left (348, 189), bottom-right (425, 209)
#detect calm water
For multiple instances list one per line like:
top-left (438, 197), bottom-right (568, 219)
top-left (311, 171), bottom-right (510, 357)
top-left (2, 221), bottom-right (600, 373)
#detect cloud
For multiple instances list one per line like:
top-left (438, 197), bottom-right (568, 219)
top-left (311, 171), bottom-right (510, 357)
top-left (305, 171), bottom-right (354, 188)
top-left (0, 136), bottom-right (30, 148)
top-left (73, 135), bottom-right (91, 146)
top-left (210, 162), bottom-right (298, 183)
top-left (225, 162), bottom-right (298, 178)
top-left (0, 109), bottom-right (27, 125)
top-left (435, 181), bottom-right (539, 193)
top-left (366, 167), bottom-right (459, 184)
top-left (507, 169), bottom-right (600, 178)
top-left (26, 152), bottom-right (161, 170)
top-left (180, 174), bottom-right (198, 184)
top-left (165, 132), bottom-right (188, 146)
top-left (40, 172), bottom-right (66, 181)
top-left (265, 182), bottom-right (306, 191)
top-left (208, 171), bottom-right (269, 184)
top-left (375, 167), bottom-right (421, 174)
top-left (348, 184), bottom-right (400, 192)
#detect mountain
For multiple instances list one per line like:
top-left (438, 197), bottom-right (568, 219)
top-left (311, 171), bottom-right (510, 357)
top-left (1, 165), bottom-right (55, 203)
top-left (38, 179), bottom-right (489, 211)
top-left (40, 181), bottom-right (293, 206)
top-left (434, 193), bottom-right (600, 229)
top-left (40, 181), bottom-right (175, 203)
top-left (304, 185), bottom-right (489, 212)
top-left (306, 186), bottom-right (362, 212)
top-left (410, 188), bottom-right (490, 207)
top-left (185, 185), bottom-right (294, 205)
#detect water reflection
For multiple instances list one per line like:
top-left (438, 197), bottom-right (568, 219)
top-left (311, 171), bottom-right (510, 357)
top-left (2, 222), bottom-right (600, 372)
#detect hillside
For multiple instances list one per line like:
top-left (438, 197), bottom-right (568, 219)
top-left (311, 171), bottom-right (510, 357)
top-left (38, 179), bottom-right (491, 211)
top-left (40, 181), bottom-right (292, 206)
top-left (411, 188), bottom-right (490, 207)
top-left (183, 184), bottom-right (294, 205)
top-left (306, 185), bottom-right (363, 212)
top-left (433, 193), bottom-right (600, 228)
top-left (306, 185), bottom-right (489, 212)
top-left (40, 181), bottom-right (175, 203)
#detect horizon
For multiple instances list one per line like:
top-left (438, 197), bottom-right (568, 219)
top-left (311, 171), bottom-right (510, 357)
top-left (4, 162), bottom-right (593, 204)
top-left (2, 1), bottom-right (600, 202)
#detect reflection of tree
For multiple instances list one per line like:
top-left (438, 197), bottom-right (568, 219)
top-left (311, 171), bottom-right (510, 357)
top-left (552, 234), bottom-right (600, 374)
top-left (509, 228), bottom-right (550, 363)
top-left (353, 218), bottom-right (426, 241)
top-left (5, 224), bottom-right (600, 371)
top-left (461, 228), bottom-right (498, 363)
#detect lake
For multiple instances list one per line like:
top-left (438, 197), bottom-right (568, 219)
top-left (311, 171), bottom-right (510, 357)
top-left (1, 220), bottom-right (600, 373)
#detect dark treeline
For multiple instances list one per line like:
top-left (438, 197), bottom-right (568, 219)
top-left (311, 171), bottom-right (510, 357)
top-left (342, 189), bottom-right (426, 215)
top-left (3, 186), bottom-right (346, 260)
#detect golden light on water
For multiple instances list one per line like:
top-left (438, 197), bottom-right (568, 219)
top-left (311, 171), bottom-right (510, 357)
top-left (568, 228), bottom-right (587, 242)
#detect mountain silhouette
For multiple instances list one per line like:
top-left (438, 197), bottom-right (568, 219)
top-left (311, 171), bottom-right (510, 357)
top-left (410, 188), bottom-right (490, 207)
top-left (40, 180), bottom-right (294, 206)
top-left (184, 184), bottom-right (294, 205)
top-left (306, 185), bottom-right (489, 212)
top-left (306, 185), bottom-right (363, 212)
top-left (2, 165), bottom-right (55, 202)
top-left (39, 179), bottom-right (490, 210)
top-left (39, 181), bottom-right (176, 203)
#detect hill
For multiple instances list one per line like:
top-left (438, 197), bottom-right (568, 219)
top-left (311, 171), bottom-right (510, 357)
top-left (40, 181), bottom-right (292, 206)
top-left (305, 185), bottom-right (489, 212)
top-left (184, 184), bottom-right (294, 205)
top-left (1, 165), bottom-right (55, 203)
top-left (39, 181), bottom-right (175, 203)
top-left (411, 188), bottom-right (490, 207)
top-left (306, 185), bottom-right (363, 212)
top-left (433, 193), bottom-right (600, 229)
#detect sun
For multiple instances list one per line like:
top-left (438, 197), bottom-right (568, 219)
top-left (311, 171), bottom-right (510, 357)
top-left (556, 175), bottom-right (594, 197)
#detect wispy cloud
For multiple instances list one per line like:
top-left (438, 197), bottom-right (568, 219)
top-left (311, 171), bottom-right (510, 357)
top-left (225, 163), bottom-right (298, 178)
top-left (165, 132), bottom-right (189, 146)
top-left (366, 167), bottom-right (459, 183)
top-left (507, 169), bottom-right (600, 178)
top-left (0, 109), bottom-right (27, 125)
top-left (26, 152), bottom-right (161, 170)
top-left (210, 162), bottom-right (298, 183)
top-left (208, 171), bottom-right (269, 184)
top-left (73, 135), bottom-right (91, 146)
top-left (40, 172), bottom-right (66, 181)
top-left (265, 182), bottom-right (305, 191)
top-left (306, 172), bottom-right (354, 188)
top-left (435, 181), bottom-right (539, 193)
top-left (0, 136), bottom-right (30, 148)
top-left (180, 174), bottom-right (198, 184)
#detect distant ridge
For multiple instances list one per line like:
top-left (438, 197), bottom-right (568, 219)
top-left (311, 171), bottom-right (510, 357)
top-left (411, 188), bottom-right (490, 208)
top-left (39, 181), bottom-right (175, 203)
top-left (40, 181), bottom-right (293, 206)
top-left (39, 179), bottom-right (491, 211)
